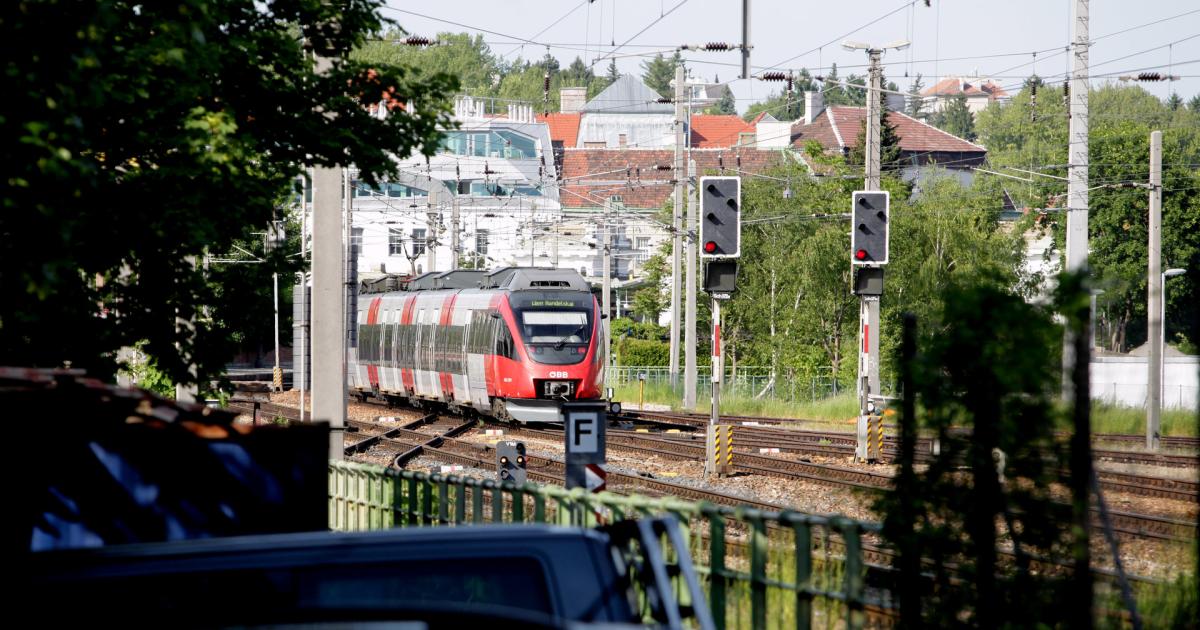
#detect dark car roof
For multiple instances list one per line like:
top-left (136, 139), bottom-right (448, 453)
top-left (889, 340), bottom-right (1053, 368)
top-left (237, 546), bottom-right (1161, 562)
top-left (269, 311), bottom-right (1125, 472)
top-left (28, 525), bottom-right (635, 628)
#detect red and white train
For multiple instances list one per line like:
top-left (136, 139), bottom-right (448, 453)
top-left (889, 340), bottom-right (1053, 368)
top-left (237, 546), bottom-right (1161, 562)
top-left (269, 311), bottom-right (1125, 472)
top-left (348, 267), bottom-right (607, 423)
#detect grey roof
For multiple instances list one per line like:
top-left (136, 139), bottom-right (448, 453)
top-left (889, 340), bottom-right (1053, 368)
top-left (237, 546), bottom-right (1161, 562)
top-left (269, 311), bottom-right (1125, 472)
top-left (583, 75), bottom-right (673, 114)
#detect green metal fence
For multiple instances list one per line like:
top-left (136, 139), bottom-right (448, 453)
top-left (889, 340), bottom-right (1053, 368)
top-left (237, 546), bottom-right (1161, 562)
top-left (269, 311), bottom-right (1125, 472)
top-left (330, 460), bottom-right (887, 629)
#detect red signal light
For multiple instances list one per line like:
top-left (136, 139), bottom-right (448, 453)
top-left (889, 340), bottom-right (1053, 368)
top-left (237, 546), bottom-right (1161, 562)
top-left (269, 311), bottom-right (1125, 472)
top-left (855, 249), bottom-right (868, 261)
top-left (704, 241), bottom-right (718, 254)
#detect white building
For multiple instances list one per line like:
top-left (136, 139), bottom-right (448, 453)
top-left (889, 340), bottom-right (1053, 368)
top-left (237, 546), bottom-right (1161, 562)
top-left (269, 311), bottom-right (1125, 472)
top-left (919, 76), bottom-right (1011, 115)
top-left (350, 97), bottom-right (567, 277)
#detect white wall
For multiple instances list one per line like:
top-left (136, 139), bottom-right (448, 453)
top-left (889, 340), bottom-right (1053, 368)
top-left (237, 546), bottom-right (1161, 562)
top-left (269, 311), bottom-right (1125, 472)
top-left (1091, 356), bottom-right (1199, 410)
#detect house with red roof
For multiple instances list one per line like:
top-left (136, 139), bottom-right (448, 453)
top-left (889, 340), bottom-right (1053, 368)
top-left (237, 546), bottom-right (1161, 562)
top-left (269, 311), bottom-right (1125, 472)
top-left (791, 91), bottom-right (987, 185)
top-left (920, 76), bottom-right (1010, 115)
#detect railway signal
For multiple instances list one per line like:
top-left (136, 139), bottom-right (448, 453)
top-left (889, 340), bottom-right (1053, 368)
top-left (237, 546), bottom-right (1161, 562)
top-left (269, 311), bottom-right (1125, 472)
top-left (496, 441), bottom-right (527, 485)
top-left (851, 190), bottom-right (889, 265)
top-left (699, 176), bottom-right (741, 259)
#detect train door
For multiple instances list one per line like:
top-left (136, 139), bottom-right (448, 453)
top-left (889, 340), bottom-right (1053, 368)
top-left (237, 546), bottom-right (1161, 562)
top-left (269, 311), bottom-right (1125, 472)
top-left (464, 303), bottom-right (490, 411)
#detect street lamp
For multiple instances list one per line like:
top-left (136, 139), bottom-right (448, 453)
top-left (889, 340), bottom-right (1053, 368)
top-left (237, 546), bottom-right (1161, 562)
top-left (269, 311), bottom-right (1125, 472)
top-left (841, 39), bottom-right (911, 53)
top-left (1160, 268), bottom-right (1186, 406)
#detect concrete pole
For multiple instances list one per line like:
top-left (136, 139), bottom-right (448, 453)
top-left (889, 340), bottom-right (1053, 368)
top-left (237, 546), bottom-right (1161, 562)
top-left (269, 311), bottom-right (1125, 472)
top-left (669, 65), bottom-right (685, 388)
top-left (426, 210), bottom-right (436, 273)
top-left (1063, 0), bottom-right (1090, 400)
top-left (684, 159), bottom-right (698, 410)
top-left (451, 196), bottom-right (460, 269)
top-left (1147, 130), bottom-right (1162, 450)
top-left (175, 255), bottom-right (199, 403)
top-left (312, 161), bottom-right (346, 456)
top-left (602, 205), bottom-right (612, 365)
top-left (272, 272), bottom-right (281, 391)
top-left (865, 50), bottom-right (882, 190)
top-left (857, 50), bottom-right (882, 416)
top-left (311, 45), bottom-right (346, 459)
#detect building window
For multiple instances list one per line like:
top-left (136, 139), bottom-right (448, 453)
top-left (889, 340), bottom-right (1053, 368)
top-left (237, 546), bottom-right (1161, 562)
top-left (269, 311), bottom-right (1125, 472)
top-left (411, 228), bottom-right (427, 256)
top-left (635, 237), bottom-right (651, 263)
top-left (351, 228), bottom-right (364, 253)
top-left (618, 133), bottom-right (627, 147)
top-left (388, 228), bottom-right (405, 256)
top-left (476, 229), bottom-right (489, 256)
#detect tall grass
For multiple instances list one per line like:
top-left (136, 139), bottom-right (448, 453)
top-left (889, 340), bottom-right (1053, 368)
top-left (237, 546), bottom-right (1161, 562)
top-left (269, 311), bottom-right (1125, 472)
top-left (615, 381), bottom-right (1199, 437)
top-left (1089, 403), bottom-right (1197, 437)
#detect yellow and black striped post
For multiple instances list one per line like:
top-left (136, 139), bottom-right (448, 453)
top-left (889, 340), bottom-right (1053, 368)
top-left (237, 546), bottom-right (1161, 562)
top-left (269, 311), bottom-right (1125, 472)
top-left (723, 425), bottom-right (735, 475)
top-left (272, 366), bottom-right (283, 392)
top-left (875, 416), bottom-right (884, 461)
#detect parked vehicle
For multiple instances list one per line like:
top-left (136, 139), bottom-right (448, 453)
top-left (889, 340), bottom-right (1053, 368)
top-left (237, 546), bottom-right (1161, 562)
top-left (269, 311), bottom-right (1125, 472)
top-left (27, 517), bottom-right (713, 629)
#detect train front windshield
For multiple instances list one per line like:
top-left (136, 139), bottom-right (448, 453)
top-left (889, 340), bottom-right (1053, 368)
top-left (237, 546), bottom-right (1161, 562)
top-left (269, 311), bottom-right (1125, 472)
top-left (510, 294), bottom-right (595, 365)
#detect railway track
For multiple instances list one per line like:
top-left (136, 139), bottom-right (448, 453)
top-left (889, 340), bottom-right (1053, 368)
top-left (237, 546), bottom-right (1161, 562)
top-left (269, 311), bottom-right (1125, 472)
top-left (234, 401), bottom-right (1197, 543)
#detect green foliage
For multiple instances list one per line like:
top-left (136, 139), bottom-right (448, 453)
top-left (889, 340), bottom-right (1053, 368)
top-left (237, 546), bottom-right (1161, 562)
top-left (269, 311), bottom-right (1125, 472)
top-left (905, 73), bottom-right (927, 119)
top-left (848, 92), bottom-right (904, 171)
top-left (1190, 93), bottom-right (1200, 112)
top-left (1, 0), bottom-right (458, 390)
top-left (743, 70), bottom-right (814, 122)
top-left (978, 82), bottom-right (1200, 352)
top-left (356, 31), bottom-right (499, 96)
top-left (706, 85), bottom-right (738, 115)
top-left (877, 280), bottom-right (1072, 627)
top-left (932, 94), bottom-right (977, 141)
top-left (641, 52), bottom-right (683, 99)
top-left (1166, 92), bottom-right (1184, 111)
top-left (120, 344), bottom-right (177, 398)
top-left (630, 245), bottom-right (669, 322)
top-left (1129, 564), bottom-right (1198, 629)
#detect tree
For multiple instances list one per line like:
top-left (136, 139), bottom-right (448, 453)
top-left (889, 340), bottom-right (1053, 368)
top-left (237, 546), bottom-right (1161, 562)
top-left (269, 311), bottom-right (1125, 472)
top-left (1190, 93), bottom-right (1200, 112)
top-left (935, 94), bottom-right (977, 141)
top-left (605, 59), bottom-right (621, 82)
top-left (707, 85), bottom-right (737, 115)
top-left (906, 73), bottom-right (927, 119)
top-left (356, 31), bottom-right (499, 96)
top-left (743, 69), bottom-right (814, 122)
top-left (849, 90), bottom-right (904, 172)
top-left (630, 246), bottom-right (669, 322)
top-left (976, 83), bottom-right (1200, 352)
top-left (1166, 92), bottom-right (1184, 111)
top-left (0, 0), bottom-right (458, 388)
top-left (641, 52), bottom-right (682, 98)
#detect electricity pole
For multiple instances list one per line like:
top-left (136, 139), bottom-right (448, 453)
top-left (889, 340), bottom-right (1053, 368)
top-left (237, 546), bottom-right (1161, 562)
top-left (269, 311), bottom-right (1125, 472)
top-left (1147, 130), bottom-right (1162, 449)
top-left (451, 196), bottom-right (460, 269)
top-left (311, 56), bottom-right (346, 459)
top-left (426, 209), bottom-right (437, 273)
top-left (857, 48), bottom-right (883, 420)
top-left (670, 65), bottom-right (685, 390)
top-left (602, 203), bottom-right (612, 365)
top-left (684, 158), bottom-right (698, 410)
top-left (1063, 0), bottom-right (1090, 399)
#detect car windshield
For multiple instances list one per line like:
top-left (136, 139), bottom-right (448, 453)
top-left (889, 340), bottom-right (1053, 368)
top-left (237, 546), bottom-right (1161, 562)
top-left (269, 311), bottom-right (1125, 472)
top-left (519, 311), bottom-right (592, 345)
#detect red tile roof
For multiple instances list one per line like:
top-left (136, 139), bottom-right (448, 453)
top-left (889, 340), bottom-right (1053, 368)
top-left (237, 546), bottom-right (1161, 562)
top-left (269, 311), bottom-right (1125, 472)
top-left (689, 114), bottom-right (754, 148)
top-left (559, 148), bottom-right (787, 209)
top-left (921, 77), bottom-right (1009, 100)
top-left (748, 111), bottom-right (771, 126)
top-left (537, 112), bottom-right (582, 148)
top-left (791, 106), bottom-right (986, 156)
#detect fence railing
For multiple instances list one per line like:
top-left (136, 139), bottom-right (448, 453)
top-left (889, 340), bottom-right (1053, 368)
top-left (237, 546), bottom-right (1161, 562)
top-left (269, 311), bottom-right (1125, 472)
top-left (606, 366), bottom-right (842, 403)
top-left (330, 460), bottom-right (887, 630)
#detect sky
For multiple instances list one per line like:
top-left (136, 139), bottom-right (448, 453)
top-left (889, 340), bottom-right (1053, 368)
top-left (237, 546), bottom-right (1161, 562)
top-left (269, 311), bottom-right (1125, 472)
top-left (381, 0), bottom-right (1200, 113)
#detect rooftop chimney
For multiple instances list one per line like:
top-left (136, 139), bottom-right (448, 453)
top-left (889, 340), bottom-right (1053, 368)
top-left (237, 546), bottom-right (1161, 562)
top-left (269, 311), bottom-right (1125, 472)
top-left (560, 87), bottom-right (587, 114)
top-left (803, 91), bottom-right (825, 125)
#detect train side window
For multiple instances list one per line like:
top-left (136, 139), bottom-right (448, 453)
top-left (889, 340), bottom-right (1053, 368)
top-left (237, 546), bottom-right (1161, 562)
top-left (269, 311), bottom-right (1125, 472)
top-left (382, 324), bottom-right (393, 363)
top-left (493, 312), bottom-right (516, 360)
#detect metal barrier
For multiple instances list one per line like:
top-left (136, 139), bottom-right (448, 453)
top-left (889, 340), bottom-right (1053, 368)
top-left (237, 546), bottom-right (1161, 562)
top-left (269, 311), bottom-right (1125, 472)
top-left (330, 460), bottom-right (885, 630)
top-left (605, 366), bottom-right (842, 403)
